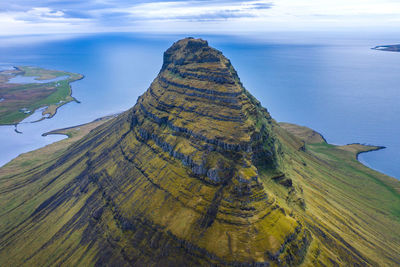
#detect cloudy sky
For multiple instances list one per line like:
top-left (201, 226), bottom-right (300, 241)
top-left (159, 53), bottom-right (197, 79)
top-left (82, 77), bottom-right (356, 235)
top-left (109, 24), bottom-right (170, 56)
top-left (1, 0), bottom-right (400, 35)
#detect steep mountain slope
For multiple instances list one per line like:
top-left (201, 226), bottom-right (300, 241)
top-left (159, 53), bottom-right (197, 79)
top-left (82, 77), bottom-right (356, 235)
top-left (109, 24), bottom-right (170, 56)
top-left (0, 38), bottom-right (399, 266)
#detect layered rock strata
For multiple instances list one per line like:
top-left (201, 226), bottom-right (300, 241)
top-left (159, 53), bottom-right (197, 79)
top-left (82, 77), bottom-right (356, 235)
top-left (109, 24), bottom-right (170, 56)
top-left (0, 38), bottom-right (312, 266)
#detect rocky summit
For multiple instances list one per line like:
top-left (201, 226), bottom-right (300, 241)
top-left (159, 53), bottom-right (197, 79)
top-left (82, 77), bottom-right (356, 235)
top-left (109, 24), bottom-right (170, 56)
top-left (1, 38), bottom-right (400, 266)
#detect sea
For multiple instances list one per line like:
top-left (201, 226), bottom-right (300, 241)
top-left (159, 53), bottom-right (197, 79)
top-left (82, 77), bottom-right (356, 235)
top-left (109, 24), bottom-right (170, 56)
top-left (0, 32), bottom-right (399, 179)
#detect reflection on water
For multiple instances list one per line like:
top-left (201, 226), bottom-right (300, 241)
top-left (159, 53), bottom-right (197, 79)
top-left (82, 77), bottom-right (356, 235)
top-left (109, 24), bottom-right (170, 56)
top-left (0, 33), bottom-right (399, 179)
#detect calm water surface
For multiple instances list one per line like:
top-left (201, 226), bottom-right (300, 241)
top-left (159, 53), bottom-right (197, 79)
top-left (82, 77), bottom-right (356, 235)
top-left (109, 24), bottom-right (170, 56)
top-left (7, 75), bottom-right (69, 84)
top-left (0, 33), bottom-right (399, 179)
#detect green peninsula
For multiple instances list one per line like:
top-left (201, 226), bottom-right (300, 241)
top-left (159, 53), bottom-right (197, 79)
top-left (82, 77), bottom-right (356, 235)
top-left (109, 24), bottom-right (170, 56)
top-left (0, 66), bottom-right (83, 125)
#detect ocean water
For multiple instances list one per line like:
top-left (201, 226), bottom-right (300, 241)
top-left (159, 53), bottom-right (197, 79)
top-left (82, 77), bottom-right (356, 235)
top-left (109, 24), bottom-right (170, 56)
top-left (0, 33), bottom-right (399, 179)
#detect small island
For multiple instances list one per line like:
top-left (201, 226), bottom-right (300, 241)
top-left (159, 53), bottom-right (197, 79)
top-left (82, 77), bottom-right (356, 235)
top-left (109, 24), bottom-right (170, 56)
top-left (372, 44), bottom-right (400, 52)
top-left (0, 66), bottom-right (83, 125)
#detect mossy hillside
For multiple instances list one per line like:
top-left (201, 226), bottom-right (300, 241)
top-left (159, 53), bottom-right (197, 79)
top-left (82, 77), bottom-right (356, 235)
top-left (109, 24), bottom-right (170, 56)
top-left (0, 38), bottom-right (399, 266)
top-left (274, 123), bottom-right (400, 266)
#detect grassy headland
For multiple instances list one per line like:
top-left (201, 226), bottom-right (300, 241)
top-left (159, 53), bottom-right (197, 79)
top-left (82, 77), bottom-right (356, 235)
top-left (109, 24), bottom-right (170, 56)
top-left (277, 122), bottom-right (400, 265)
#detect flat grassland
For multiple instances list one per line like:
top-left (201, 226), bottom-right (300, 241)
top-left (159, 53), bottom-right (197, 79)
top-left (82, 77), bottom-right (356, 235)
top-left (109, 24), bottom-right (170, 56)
top-left (0, 66), bottom-right (83, 125)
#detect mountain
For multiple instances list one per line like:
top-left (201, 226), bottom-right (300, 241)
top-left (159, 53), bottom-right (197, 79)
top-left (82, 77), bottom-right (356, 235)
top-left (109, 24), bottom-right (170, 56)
top-left (1, 38), bottom-right (400, 266)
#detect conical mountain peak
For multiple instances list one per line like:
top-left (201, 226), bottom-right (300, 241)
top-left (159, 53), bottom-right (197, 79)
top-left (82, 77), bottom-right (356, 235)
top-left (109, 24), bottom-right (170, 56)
top-left (162, 37), bottom-right (223, 69)
top-left (161, 37), bottom-right (238, 94)
top-left (135, 37), bottom-right (279, 180)
top-left (113, 39), bottom-right (308, 264)
top-left (0, 38), bottom-right (311, 266)
top-left (143, 38), bottom-right (265, 140)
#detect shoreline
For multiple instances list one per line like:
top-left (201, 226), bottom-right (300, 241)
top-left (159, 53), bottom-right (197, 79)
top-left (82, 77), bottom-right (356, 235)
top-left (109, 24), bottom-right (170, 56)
top-left (0, 113), bottom-right (118, 169)
top-left (312, 128), bottom-right (388, 171)
top-left (0, 66), bottom-right (84, 127)
top-left (323, 136), bottom-right (390, 177)
top-left (28, 72), bottom-right (85, 125)
top-left (42, 113), bottom-right (119, 138)
top-left (330, 141), bottom-right (394, 179)
top-left (352, 143), bottom-right (386, 161)
top-left (279, 122), bottom-right (394, 179)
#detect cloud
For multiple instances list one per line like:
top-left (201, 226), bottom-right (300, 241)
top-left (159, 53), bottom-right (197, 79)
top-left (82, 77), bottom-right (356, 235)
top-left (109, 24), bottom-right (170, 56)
top-left (110, 1), bottom-right (273, 21)
top-left (0, 0), bottom-right (274, 35)
top-left (0, 0), bottom-right (400, 35)
top-left (0, 6), bottom-right (94, 35)
top-left (28, 8), bottom-right (64, 17)
top-left (82, 0), bottom-right (274, 26)
top-left (16, 8), bottom-right (66, 22)
top-left (4, 6), bottom-right (89, 23)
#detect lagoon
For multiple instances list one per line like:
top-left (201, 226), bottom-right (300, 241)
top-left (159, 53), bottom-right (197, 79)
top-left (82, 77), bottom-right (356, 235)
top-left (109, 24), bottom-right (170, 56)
top-left (7, 74), bottom-right (69, 84)
top-left (0, 33), bottom-right (399, 179)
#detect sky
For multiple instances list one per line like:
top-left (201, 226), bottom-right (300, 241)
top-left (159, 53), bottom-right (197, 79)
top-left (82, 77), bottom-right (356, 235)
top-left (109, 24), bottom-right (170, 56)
top-left (1, 0), bottom-right (400, 35)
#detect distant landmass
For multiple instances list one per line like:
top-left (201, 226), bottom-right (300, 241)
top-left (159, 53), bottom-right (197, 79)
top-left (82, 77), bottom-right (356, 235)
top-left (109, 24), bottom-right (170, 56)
top-left (0, 38), bottom-right (399, 266)
top-left (0, 66), bottom-right (83, 125)
top-left (372, 44), bottom-right (400, 52)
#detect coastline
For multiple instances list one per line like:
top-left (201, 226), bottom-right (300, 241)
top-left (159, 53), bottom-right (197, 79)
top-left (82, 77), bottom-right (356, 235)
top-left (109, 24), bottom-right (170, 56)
top-left (0, 115), bottom-right (114, 176)
top-left (35, 73), bottom-right (85, 122)
top-left (42, 113), bottom-right (119, 138)
top-left (352, 143), bottom-right (386, 161)
top-left (279, 122), bottom-right (395, 179)
top-left (325, 139), bottom-right (390, 178)
top-left (310, 130), bottom-right (390, 177)
top-left (0, 66), bottom-right (84, 127)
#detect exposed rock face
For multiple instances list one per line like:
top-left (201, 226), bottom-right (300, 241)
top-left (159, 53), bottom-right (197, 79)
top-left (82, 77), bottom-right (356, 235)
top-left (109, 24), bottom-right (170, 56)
top-left (0, 38), bottom-right (310, 266)
top-left (114, 38), bottom-right (309, 264)
top-left (137, 38), bottom-right (278, 181)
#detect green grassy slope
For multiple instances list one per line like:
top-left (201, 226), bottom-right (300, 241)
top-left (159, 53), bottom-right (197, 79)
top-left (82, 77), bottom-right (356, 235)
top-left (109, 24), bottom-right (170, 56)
top-left (277, 123), bottom-right (400, 266)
